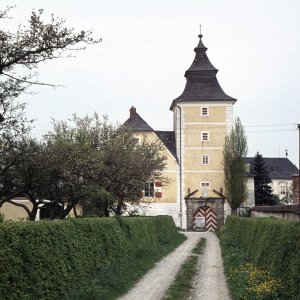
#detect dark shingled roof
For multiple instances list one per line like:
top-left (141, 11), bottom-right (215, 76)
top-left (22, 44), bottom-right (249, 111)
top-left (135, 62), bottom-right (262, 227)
top-left (245, 157), bottom-right (299, 180)
top-left (155, 131), bottom-right (177, 158)
top-left (123, 107), bottom-right (177, 159)
top-left (123, 106), bottom-right (153, 131)
top-left (170, 34), bottom-right (236, 109)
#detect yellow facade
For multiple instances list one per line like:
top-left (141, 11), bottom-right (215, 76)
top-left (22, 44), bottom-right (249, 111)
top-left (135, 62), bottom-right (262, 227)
top-left (180, 103), bottom-right (232, 199)
top-left (0, 198), bottom-right (32, 221)
top-left (133, 131), bottom-right (178, 204)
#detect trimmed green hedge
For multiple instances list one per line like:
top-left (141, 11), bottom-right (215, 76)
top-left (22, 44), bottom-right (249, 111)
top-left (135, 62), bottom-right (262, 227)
top-left (0, 216), bottom-right (184, 300)
top-left (224, 216), bottom-right (300, 299)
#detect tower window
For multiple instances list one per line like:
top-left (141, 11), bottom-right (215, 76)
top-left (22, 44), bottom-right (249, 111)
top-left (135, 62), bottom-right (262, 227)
top-left (201, 131), bottom-right (209, 141)
top-left (201, 107), bottom-right (209, 117)
top-left (201, 155), bottom-right (209, 165)
top-left (200, 181), bottom-right (210, 188)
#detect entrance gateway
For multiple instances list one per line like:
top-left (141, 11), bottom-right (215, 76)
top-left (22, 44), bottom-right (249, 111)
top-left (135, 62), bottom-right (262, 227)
top-left (186, 197), bottom-right (225, 232)
top-left (193, 206), bottom-right (217, 232)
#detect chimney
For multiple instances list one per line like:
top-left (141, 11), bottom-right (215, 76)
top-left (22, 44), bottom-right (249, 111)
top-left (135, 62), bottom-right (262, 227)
top-left (130, 106), bottom-right (136, 117)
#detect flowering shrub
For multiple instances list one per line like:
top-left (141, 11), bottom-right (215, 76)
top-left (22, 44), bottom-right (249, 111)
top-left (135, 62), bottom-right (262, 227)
top-left (219, 217), bottom-right (300, 299)
top-left (229, 263), bottom-right (282, 299)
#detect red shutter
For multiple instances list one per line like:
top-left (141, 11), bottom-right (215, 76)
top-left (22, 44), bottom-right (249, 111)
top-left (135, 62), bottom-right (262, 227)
top-left (155, 192), bottom-right (162, 198)
top-left (154, 181), bottom-right (162, 198)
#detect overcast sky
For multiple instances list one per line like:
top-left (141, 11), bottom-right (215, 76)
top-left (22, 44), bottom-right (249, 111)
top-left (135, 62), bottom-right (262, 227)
top-left (2, 0), bottom-right (300, 166)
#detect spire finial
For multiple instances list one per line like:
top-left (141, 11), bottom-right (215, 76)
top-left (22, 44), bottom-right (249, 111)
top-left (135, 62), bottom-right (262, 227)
top-left (199, 24), bottom-right (203, 38)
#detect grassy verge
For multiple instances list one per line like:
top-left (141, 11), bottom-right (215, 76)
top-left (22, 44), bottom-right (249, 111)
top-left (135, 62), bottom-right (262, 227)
top-left (65, 235), bottom-right (186, 300)
top-left (163, 238), bottom-right (206, 300)
top-left (218, 227), bottom-right (283, 300)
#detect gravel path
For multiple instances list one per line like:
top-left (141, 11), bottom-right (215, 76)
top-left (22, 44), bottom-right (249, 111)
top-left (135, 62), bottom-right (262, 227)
top-left (118, 232), bottom-right (201, 300)
top-left (189, 232), bottom-right (231, 300)
top-left (118, 231), bottom-right (230, 300)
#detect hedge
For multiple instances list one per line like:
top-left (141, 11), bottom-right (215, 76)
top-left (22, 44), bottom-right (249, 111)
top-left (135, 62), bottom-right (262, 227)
top-left (0, 216), bottom-right (184, 300)
top-left (224, 216), bottom-right (300, 299)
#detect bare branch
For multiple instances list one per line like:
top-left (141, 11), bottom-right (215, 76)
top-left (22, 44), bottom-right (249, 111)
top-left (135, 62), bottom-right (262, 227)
top-left (2, 72), bottom-right (65, 88)
top-left (0, 6), bottom-right (15, 19)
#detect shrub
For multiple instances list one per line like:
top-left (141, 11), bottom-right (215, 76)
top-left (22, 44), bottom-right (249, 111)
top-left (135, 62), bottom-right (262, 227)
top-left (0, 216), bottom-right (184, 300)
top-left (223, 216), bottom-right (300, 299)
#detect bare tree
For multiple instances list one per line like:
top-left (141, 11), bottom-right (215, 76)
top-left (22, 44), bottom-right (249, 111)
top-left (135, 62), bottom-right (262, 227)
top-left (0, 6), bottom-right (100, 122)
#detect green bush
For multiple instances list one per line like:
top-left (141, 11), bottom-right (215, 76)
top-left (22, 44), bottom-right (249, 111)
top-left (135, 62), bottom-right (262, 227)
top-left (223, 216), bottom-right (300, 299)
top-left (0, 216), bottom-right (184, 300)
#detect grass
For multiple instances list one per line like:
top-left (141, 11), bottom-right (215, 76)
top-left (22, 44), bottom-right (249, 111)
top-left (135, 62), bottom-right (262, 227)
top-left (217, 227), bottom-right (283, 300)
top-left (163, 238), bottom-right (207, 300)
top-left (64, 235), bottom-right (186, 300)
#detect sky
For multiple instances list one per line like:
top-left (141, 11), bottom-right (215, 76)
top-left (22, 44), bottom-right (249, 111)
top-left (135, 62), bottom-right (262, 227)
top-left (2, 0), bottom-right (300, 166)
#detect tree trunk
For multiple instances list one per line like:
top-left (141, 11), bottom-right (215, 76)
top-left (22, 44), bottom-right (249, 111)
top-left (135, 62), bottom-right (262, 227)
top-left (72, 206), bottom-right (78, 218)
top-left (29, 205), bottom-right (38, 221)
top-left (115, 202), bottom-right (122, 216)
top-left (60, 203), bottom-right (75, 219)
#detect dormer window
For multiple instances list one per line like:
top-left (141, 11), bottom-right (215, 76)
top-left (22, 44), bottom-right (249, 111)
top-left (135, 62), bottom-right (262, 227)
top-left (201, 107), bottom-right (209, 117)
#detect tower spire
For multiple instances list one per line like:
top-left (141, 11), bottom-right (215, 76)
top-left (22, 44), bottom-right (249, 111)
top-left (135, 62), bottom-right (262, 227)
top-left (170, 31), bottom-right (236, 109)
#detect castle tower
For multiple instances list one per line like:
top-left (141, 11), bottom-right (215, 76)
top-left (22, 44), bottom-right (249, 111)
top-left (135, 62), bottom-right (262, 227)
top-left (170, 33), bottom-right (236, 231)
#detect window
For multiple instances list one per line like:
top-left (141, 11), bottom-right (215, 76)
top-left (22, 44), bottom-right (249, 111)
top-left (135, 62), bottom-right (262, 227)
top-left (144, 182), bottom-right (154, 197)
top-left (201, 107), bottom-right (209, 117)
top-left (201, 155), bottom-right (209, 165)
top-left (133, 137), bottom-right (140, 145)
top-left (200, 181), bottom-right (210, 188)
top-left (144, 181), bottom-right (162, 198)
top-left (201, 131), bottom-right (209, 141)
top-left (280, 185), bottom-right (286, 195)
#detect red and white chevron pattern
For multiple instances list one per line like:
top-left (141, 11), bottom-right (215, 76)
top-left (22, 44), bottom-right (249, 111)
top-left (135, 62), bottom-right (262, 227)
top-left (193, 206), bottom-right (217, 232)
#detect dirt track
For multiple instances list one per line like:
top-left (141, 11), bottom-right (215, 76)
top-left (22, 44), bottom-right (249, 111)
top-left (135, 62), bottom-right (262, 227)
top-left (188, 232), bottom-right (230, 300)
top-left (118, 232), bottom-right (230, 300)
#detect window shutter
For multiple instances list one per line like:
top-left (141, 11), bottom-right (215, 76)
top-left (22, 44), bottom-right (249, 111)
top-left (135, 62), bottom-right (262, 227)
top-left (155, 192), bottom-right (162, 198)
top-left (154, 181), bottom-right (162, 198)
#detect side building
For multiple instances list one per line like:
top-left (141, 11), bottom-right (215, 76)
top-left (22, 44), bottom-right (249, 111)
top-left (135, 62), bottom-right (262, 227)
top-left (124, 33), bottom-right (237, 231)
top-left (245, 157), bottom-right (299, 203)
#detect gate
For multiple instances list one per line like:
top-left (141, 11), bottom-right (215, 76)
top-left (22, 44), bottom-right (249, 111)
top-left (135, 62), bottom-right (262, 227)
top-left (193, 206), bottom-right (217, 232)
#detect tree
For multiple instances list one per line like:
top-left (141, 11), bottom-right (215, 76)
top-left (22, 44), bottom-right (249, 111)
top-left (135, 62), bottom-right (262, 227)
top-left (0, 114), bottom-right (106, 220)
top-left (252, 152), bottom-right (273, 206)
top-left (0, 7), bottom-right (99, 88)
top-left (43, 114), bottom-right (105, 219)
top-left (99, 127), bottom-right (167, 216)
top-left (223, 117), bottom-right (248, 214)
top-left (0, 6), bottom-right (99, 128)
top-left (46, 115), bottom-right (167, 217)
top-left (0, 6), bottom-right (100, 217)
top-left (0, 138), bottom-right (51, 220)
top-left (0, 114), bottom-right (168, 220)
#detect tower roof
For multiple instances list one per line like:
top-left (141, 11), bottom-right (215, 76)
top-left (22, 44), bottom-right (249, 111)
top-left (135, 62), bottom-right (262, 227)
top-left (170, 33), bottom-right (236, 109)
